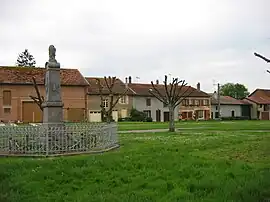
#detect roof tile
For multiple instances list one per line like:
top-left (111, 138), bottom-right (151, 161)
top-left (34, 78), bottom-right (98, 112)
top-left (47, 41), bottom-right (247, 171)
top-left (128, 83), bottom-right (210, 97)
top-left (210, 93), bottom-right (251, 105)
top-left (0, 66), bottom-right (89, 86)
top-left (246, 89), bottom-right (270, 104)
top-left (85, 77), bottom-right (135, 95)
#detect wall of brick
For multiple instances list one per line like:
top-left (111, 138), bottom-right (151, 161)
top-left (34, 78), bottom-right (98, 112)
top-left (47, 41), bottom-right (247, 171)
top-left (0, 84), bottom-right (87, 122)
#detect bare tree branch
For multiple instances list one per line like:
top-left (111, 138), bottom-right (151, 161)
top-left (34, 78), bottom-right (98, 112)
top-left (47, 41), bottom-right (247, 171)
top-left (150, 81), bottom-right (167, 104)
top-left (149, 89), bottom-right (166, 103)
top-left (254, 52), bottom-right (270, 63)
top-left (164, 75), bottom-right (171, 102)
top-left (171, 78), bottom-right (181, 99)
top-left (172, 80), bottom-right (186, 104)
top-left (96, 76), bottom-right (127, 122)
top-left (175, 86), bottom-right (196, 107)
top-left (29, 77), bottom-right (44, 111)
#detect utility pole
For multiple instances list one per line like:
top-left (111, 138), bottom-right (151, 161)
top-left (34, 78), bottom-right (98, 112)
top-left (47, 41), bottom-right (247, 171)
top-left (213, 80), bottom-right (221, 119)
top-left (217, 83), bottom-right (221, 119)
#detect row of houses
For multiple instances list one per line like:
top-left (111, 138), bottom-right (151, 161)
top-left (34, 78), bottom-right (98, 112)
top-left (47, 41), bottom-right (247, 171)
top-left (0, 66), bottom-right (269, 122)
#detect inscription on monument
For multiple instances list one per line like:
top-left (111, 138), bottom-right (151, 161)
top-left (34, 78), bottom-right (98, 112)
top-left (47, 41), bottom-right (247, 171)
top-left (52, 83), bottom-right (60, 92)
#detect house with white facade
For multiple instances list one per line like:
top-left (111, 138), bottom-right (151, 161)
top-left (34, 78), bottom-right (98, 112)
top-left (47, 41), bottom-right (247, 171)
top-left (210, 93), bottom-right (251, 119)
top-left (128, 79), bottom-right (211, 122)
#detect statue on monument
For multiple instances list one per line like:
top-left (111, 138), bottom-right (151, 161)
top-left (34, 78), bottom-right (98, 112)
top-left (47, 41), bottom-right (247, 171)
top-left (49, 45), bottom-right (57, 63)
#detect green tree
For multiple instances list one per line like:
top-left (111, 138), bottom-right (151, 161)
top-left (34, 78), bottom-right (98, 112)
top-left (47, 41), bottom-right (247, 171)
top-left (16, 49), bottom-right (36, 67)
top-left (220, 83), bottom-right (249, 99)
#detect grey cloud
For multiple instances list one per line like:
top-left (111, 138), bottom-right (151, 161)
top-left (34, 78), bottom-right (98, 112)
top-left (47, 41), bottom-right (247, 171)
top-left (0, 0), bottom-right (270, 93)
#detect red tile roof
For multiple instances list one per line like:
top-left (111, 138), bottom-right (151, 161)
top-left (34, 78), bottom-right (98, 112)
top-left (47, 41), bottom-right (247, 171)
top-left (128, 83), bottom-right (210, 97)
top-left (0, 66), bottom-right (89, 86)
top-left (210, 94), bottom-right (251, 105)
top-left (85, 77), bottom-right (135, 95)
top-left (246, 89), bottom-right (270, 104)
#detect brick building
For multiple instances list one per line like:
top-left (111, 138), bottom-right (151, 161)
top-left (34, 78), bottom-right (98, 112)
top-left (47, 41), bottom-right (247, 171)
top-left (0, 66), bottom-right (89, 123)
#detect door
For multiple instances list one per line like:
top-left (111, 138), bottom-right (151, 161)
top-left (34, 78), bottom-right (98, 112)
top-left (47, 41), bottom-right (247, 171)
top-left (156, 110), bottom-right (161, 122)
top-left (182, 112), bottom-right (187, 120)
top-left (204, 110), bottom-right (210, 120)
top-left (188, 111), bottom-right (192, 119)
top-left (121, 109), bottom-right (128, 118)
top-left (163, 112), bottom-right (169, 122)
top-left (261, 111), bottom-right (269, 120)
top-left (67, 108), bottom-right (85, 122)
top-left (22, 101), bottom-right (42, 123)
top-left (112, 110), bottom-right (118, 122)
top-left (89, 111), bottom-right (102, 122)
top-left (231, 110), bottom-right (235, 117)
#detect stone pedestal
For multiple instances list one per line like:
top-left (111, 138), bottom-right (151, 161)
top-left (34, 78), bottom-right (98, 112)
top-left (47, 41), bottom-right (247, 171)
top-left (42, 61), bottom-right (66, 154)
top-left (42, 62), bottom-right (64, 124)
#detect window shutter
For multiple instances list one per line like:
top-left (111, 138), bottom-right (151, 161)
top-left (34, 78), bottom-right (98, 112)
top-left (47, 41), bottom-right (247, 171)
top-left (3, 90), bottom-right (11, 106)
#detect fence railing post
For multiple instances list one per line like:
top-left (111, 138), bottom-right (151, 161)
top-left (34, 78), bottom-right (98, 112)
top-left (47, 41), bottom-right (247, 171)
top-left (45, 126), bottom-right (49, 157)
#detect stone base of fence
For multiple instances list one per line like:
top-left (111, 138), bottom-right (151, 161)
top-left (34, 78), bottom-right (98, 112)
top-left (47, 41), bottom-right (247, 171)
top-left (0, 122), bottom-right (119, 157)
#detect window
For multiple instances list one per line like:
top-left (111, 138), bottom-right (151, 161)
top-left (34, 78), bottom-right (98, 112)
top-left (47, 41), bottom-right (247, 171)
top-left (120, 96), bottom-right (128, 104)
top-left (195, 100), bottom-right (199, 106)
top-left (143, 110), bottom-right (151, 118)
top-left (146, 98), bottom-right (151, 106)
top-left (4, 108), bottom-right (11, 114)
top-left (189, 99), bottom-right (193, 105)
top-left (3, 90), bottom-right (11, 106)
top-left (183, 99), bottom-right (187, 106)
top-left (102, 99), bottom-right (109, 108)
top-left (203, 99), bottom-right (207, 105)
top-left (216, 106), bottom-right (218, 110)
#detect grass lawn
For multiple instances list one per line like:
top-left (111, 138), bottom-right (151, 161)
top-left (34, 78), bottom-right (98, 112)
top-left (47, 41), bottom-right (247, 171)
top-left (117, 120), bottom-right (270, 131)
top-left (1, 129), bottom-right (270, 201)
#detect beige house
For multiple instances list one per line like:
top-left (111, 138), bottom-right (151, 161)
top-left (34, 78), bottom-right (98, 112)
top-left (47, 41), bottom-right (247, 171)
top-left (127, 78), bottom-right (211, 121)
top-left (85, 77), bottom-right (135, 122)
top-left (0, 66), bottom-right (89, 123)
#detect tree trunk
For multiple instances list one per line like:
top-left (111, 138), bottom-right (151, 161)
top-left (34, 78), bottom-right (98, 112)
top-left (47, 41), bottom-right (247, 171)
top-left (168, 106), bottom-right (175, 132)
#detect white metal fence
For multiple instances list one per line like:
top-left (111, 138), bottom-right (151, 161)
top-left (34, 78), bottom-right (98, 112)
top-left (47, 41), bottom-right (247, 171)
top-left (0, 122), bottom-right (119, 157)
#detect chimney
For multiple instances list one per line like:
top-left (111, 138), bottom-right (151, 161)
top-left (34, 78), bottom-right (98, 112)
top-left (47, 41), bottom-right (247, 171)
top-left (156, 80), bottom-right (159, 84)
top-left (197, 82), bottom-right (201, 91)
top-left (128, 76), bottom-right (132, 84)
top-left (125, 77), bottom-right (128, 84)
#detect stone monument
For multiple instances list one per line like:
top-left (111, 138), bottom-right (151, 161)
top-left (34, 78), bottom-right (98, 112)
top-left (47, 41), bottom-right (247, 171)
top-left (42, 45), bottom-right (64, 124)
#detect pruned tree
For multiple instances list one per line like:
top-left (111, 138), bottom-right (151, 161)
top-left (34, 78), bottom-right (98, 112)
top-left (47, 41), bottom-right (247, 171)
top-left (16, 49), bottom-right (36, 67)
top-left (29, 77), bottom-right (44, 111)
top-left (96, 76), bottom-right (128, 123)
top-left (148, 75), bottom-right (195, 132)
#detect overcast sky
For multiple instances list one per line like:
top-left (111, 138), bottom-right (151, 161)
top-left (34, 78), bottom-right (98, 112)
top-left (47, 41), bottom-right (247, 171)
top-left (1, 0), bottom-right (270, 93)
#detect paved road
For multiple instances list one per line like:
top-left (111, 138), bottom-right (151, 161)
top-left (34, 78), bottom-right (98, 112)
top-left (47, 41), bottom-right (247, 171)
top-left (118, 128), bottom-right (270, 133)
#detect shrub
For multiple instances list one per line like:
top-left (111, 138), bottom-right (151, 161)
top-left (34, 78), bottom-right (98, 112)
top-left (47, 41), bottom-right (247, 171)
top-left (130, 108), bottom-right (146, 122)
top-left (118, 117), bottom-right (131, 122)
top-left (221, 116), bottom-right (250, 121)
